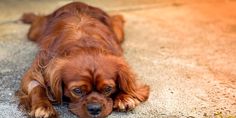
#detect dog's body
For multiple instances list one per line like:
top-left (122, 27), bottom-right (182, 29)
top-left (18, 2), bottom-right (149, 118)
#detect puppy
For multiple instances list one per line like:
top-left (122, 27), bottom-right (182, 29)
top-left (17, 2), bottom-right (150, 118)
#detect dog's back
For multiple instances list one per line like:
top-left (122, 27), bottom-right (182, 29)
top-left (21, 2), bottom-right (124, 58)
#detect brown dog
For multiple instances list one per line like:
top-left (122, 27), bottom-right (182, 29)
top-left (17, 2), bottom-right (150, 118)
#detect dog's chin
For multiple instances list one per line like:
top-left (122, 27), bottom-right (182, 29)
top-left (69, 97), bottom-right (113, 118)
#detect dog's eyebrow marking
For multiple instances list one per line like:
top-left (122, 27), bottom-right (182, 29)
top-left (28, 80), bottom-right (40, 93)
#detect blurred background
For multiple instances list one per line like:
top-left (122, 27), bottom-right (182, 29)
top-left (0, 0), bottom-right (236, 118)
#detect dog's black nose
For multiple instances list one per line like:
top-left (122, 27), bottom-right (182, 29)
top-left (87, 103), bottom-right (102, 116)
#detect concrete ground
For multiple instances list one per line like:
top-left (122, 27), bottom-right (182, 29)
top-left (0, 0), bottom-right (236, 118)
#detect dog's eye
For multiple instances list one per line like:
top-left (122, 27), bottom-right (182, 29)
top-left (103, 86), bottom-right (112, 95)
top-left (72, 88), bottom-right (85, 96)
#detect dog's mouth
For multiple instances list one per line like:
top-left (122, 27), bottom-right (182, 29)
top-left (86, 110), bottom-right (102, 118)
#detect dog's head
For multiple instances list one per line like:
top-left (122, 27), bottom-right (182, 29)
top-left (45, 52), bottom-right (137, 118)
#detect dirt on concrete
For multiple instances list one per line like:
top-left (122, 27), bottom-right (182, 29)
top-left (0, 0), bottom-right (236, 118)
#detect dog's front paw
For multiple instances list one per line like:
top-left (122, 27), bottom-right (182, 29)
top-left (113, 94), bottom-right (140, 111)
top-left (30, 101), bottom-right (57, 118)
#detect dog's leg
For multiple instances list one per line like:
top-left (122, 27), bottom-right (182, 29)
top-left (113, 85), bottom-right (150, 111)
top-left (111, 15), bottom-right (125, 43)
top-left (18, 57), bottom-right (57, 118)
top-left (113, 60), bottom-right (150, 111)
top-left (21, 13), bottom-right (48, 42)
top-left (29, 84), bottom-right (57, 118)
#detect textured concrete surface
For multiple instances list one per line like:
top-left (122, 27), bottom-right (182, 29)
top-left (0, 0), bottom-right (236, 118)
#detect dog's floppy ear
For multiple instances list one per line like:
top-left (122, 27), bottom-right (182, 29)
top-left (116, 61), bottom-right (136, 93)
top-left (45, 58), bottom-right (67, 103)
top-left (116, 59), bottom-right (150, 102)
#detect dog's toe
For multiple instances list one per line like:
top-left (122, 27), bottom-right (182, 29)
top-left (30, 104), bottom-right (57, 118)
